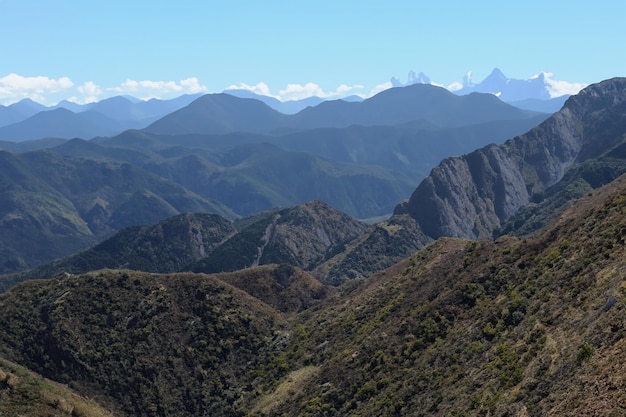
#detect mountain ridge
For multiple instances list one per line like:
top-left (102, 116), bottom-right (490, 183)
top-left (144, 83), bottom-right (542, 137)
top-left (397, 77), bottom-right (626, 241)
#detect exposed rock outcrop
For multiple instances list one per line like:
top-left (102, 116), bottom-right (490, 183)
top-left (396, 77), bottom-right (626, 240)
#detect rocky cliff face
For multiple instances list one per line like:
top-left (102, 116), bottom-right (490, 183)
top-left (396, 77), bottom-right (626, 240)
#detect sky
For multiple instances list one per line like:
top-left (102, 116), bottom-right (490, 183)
top-left (1, 0), bottom-right (625, 105)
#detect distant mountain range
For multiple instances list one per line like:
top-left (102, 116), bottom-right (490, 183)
top-left (144, 83), bottom-right (540, 135)
top-left (1, 76), bottom-right (610, 278)
top-left (0, 82), bottom-right (548, 273)
top-left (0, 68), bottom-right (574, 142)
top-left (0, 94), bottom-right (203, 141)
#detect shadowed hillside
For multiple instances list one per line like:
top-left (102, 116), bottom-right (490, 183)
top-left (1, 171), bottom-right (626, 415)
top-left (0, 150), bottom-right (235, 274)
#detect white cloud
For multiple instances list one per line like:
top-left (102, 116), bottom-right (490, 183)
top-left (78, 81), bottom-right (102, 96)
top-left (108, 77), bottom-right (208, 100)
top-left (278, 82), bottom-right (325, 101)
top-left (447, 81), bottom-right (464, 92)
top-left (367, 82), bottom-right (393, 97)
top-left (226, 82), bottom-right (367, 101)
top-left (332, 83), bottom-right (365, 97)
top-left (71, 81), bottom-right (103, 104)
top-left (540, 72), bottom-right (587, 98)
top-left (278, 83), bottom-right (367, 101)
top-left (179, 77), bottom-right (208, 94)
top-left (0, 73), bottom-right (74, 105)
top-left (224, 82), bottom-right (278, 98)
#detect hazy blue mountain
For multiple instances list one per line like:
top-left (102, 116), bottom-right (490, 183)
top-left (1, 83), bottom-right (543, 142)
top-left (390, 70), bottom-right (432, 87)
top-left (0, 137), bottom-right (68, 153)
top-left (389, 68), bottom-right (570, 113)
top-left (223, 89), bottom-right (325, 114)
top-left (0, 98), bottom-right (48, 127)
top-left (271, 115), bottom-right (548, 178)
top-left (52, 93), bottom-right (203, 121)
top-left (143, 93), bottom-right (290, 135)
top-left (289, 83), bottom-right (540, 130)
top-left (88, 93), bottom-right (204, 124)
top-left (88, 96), bottom-right (158, 124)
top-left (0, 149), bottom-right (235, 274)
top-left (146, 84), bottom-right (541, 136)
top-left (0, 94), bottom-right (205, 141)
top-left (142, 142), bottom-right (416, 218)
top-left (52, 99), bottom-right (90, 112)
top-left (0, 108), bottom-right (125, 141)
top-left (341, 94), bottom-right (364, 102)
top-left (508, 95), bottom-right (569, 113)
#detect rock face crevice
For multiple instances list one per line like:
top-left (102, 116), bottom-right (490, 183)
top-left (396, 77), bottom-right (626, 240)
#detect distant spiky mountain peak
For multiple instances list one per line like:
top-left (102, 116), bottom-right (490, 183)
top-left (457, 67), bottom-right (553, 101)
top-left (390, 70), bottom-right (431, 87)
top-left (391, 67), bottom-right (581, 112)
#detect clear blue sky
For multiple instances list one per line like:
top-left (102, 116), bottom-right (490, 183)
top-left (1, 0), bottom-right (624, 105)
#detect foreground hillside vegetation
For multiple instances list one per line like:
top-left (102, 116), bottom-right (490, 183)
top-left (269, 182), bottom-right (626, 416)
top-left (0, 357), bottom-right (115, 417)
top-left (1, 170), bottom-right (626, 415)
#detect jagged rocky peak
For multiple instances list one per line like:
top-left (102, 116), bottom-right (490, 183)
top-left (396, 77), bottom-right (626, 241)
top-left (391, 70), bottom-right (431, 87)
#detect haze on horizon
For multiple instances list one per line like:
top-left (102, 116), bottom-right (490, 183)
top-left (1, 0), bottom-right (624, 105)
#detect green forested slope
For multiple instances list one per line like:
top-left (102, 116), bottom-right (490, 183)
top-left (1, 173), bottom-right (626, 416)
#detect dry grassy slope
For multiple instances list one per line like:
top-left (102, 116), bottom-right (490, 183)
top-left (0, 357), bottom-right (114, 417)
top-left (252, 173), bottom-right (626, 416)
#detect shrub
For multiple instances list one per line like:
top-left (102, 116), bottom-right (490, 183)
top-left (577, 342), bottom-right (594, 364)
